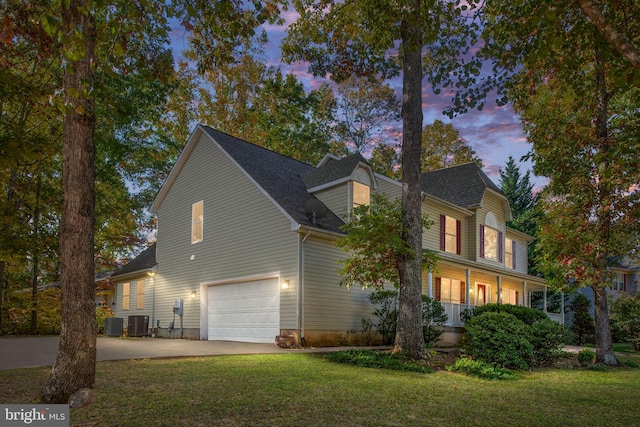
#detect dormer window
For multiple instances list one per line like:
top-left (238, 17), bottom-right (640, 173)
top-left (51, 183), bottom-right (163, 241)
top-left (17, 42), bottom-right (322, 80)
top-left (353, 181), bottom-right (370, 208)
top-left (480, 212), bottom-right (503, 262)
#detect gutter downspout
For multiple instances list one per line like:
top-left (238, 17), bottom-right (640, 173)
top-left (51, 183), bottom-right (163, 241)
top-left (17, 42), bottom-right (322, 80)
top-left (299, 229), bottom-right (312, 346)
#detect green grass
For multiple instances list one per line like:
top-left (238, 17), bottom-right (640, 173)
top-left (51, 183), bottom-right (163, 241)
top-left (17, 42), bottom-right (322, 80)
top-left (1, 353), bottom-right (639, 427)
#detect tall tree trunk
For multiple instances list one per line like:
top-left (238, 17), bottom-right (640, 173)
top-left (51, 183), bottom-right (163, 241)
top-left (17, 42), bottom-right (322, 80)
top-left (0, 260), bottom-right (5, 335)
top-left (394, 0), bottom-right (424, 359)
top-left (30, 175), bottom-right (42, 335)
top-left (592, 285), bottom-right (618, 365)
top-left (591, 38), bottom-right (618, 366)
top-left (42, 0), bottom-right (97, 404)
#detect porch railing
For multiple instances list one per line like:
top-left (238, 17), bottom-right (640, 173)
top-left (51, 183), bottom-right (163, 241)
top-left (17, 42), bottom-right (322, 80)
top-left (439, 302), bottom-right (565, 327)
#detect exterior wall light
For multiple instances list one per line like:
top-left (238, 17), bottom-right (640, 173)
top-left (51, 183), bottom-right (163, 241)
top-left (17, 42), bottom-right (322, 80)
top-left (190, 291), bottom-right (196, 299)
top-left (281, 279), bottom-right (289, 290)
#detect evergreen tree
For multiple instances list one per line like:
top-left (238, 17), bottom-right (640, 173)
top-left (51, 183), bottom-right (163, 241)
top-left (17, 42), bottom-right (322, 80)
top-left (499, 156), bottom-right (542, 275)
top-left (570, 294), bottom-right (595, 345)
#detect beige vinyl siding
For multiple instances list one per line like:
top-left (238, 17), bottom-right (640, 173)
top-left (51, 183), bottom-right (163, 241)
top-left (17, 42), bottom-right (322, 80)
top-left (505, 232), bottom-right (530, 275)
top-left (154, 133), bottom-right (299, 332)
top-left (114, 277), bottom-right (153, 318)
top-left (373, 175), bottom-right (401, 200)
top-left (313, 185), bottom-right (349, 221)
top-left (423, 202), bottom-right (468, 258)
top-left (303, 236), bottom-right (374, 330)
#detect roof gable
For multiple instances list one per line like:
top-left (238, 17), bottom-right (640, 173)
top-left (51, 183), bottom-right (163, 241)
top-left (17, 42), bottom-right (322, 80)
top-left (420, 163), bottom-right (504, 209)
top-left (152, 125), bottom-right (345, 234)
top-left (111, 243), bottom-right (157, 279)
top-left (302, 153), bottom-right (376, 191)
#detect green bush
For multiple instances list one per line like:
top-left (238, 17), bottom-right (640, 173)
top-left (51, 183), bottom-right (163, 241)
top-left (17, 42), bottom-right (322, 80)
top-left (577, 349), bottom-right (595, 367)
top-left (464, 311), bottom-right (534, 370)
top-left (610, 295), bottom-right (640, 345)
top-left (368, 290), bottom-right (398, 345)
top-left (529, 319), bottom-right (571, 365)
top-left (422, 295), bottom-right (447, 347)
top-left (446, 357), bottom-right (516, 380)
top-left (326, 349), bottom-right (433, 373)
top-left (462, 303), bottom-right (548, 326)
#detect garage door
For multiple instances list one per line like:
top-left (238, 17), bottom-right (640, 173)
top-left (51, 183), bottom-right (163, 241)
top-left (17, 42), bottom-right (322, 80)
top-left (207, 278), bottom-right (279, 343)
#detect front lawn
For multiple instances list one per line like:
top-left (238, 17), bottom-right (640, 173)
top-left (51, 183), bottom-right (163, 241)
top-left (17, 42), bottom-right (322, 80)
top-left (1, 353), bottom-right (638, 426)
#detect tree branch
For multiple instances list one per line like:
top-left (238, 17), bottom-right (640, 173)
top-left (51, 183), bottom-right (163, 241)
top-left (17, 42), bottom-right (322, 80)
top-left (574, 0), bottom-right (640, 70)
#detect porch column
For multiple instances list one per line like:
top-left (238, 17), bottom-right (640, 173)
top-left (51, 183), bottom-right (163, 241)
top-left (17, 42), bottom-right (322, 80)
top-left (522, 281), bottom-right (527, 307)
top-left (496, 275), bottom-right (502, 304)
top-left (465, 269), bottom-right (471, 309)
top-left (543, 286), bottom-right (548, 313)
top-left (427, 271), bottom-right (433, 298)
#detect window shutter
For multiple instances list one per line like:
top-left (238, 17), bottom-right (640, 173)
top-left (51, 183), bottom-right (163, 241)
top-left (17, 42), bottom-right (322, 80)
top-left (515, 291), bottom-right (519, 306)
top-left (440, 215), bottom-right (445, 251)
top-left (460, 281), bottom-right (466, 304)
top-left (624, 274), bottom-right (627, 292)
top-left (479, 225), bottom-right (485, 258)
top-left (435, 277), bottom-right (442, 301)
top-left (513, 242), bottom-right (517, 270)
top-left (456, 220), bottom-right (461, 255)
top-left (498, 231), bottom-right (504, 263)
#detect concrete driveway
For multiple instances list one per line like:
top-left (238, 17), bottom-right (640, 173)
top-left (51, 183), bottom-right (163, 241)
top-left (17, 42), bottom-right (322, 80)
top-left (0, 336), bottom-right (323, 371)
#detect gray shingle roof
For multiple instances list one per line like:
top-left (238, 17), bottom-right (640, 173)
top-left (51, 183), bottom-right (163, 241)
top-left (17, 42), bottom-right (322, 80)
top-left (201, 126), bottom-right (346, 233)
top-left (111, 243), bottom-right (157, 279)
top-left (420, 163), bottom-right (503, 209)
top-left (302, 153), bottom-right (369, 189)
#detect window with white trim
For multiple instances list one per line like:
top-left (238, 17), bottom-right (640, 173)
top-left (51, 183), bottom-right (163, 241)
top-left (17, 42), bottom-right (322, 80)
top-left (435, 277), bottom-right (466, 305)
top-left (440, 215), bottom-right (461, 255)
top-left (505, 238), bottom-right (516, 269)
top-left (191, 201), bottom-right (203, 243)
top-left (136, 280), bottom-right (145, 309)
top-left (122, 282), bottom-right (130, 310)
top-left (480, 212), bottom-right (502, 262)
top-left (352, 181), bottom-right (370, 208)
top-left (612, 272), bottom-right (626, 291)
top-left (502, 288), bottom-right (519, 305)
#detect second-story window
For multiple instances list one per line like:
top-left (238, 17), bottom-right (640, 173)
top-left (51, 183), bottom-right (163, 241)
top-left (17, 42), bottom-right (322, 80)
top-left (192, 200), bottom-right (203, 244)
top-left (440, 215), bottom-right (461, 255)
top-left (480, 212), bottom-right (502, 262)
top-left (352, 181), bottom-right (370, 208)
top-left (505, 238), bottom-right (516, 269)
top-left (612, 272), bottom-right (626, 291)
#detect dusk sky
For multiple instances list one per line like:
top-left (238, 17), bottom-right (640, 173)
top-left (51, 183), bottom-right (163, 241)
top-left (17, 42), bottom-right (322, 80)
top-left (171, 11), bottom-right (547, 192)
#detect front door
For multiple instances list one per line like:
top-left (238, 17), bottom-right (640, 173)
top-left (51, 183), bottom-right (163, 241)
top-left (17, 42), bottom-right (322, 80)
top-left (476, 284), bottom-right (487, 306)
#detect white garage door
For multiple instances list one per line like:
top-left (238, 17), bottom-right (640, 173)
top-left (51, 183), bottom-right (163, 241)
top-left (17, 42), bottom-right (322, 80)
top-left (207, 278), bottom-right (279, 343)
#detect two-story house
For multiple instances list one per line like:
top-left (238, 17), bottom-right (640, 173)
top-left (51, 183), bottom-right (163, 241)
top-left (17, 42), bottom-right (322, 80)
top-left (110, 125), bottom-right (548, 346)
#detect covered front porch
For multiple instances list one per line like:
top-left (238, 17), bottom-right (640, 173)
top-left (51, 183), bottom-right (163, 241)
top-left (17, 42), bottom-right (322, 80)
top-left (422, 257), bottom-right (561, 327)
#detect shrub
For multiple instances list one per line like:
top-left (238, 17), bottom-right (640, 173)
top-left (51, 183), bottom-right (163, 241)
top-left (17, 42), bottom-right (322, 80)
top-left (422, 295), bottom-right (448, 347)
top-left (462, 303), bottom-right (547, 326)
top-left (577, 349), bottom-right (595, 367)
top-left (368, 290), bottom-right (398, 345)
top-left (446, 357), bottom-right (516, 380)
top-left (610, 295), bottom-right (640, 346)
top-left (464, 311), bottom-right (534, 370)
top-left (529, 319), bottom-right (571, 366)
top-left (96, 307), bottom-right (114, 335)
top-left (326, 349), bottom-right (433, 373)
top-left (569, 294), bottom-right (595, 345)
